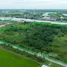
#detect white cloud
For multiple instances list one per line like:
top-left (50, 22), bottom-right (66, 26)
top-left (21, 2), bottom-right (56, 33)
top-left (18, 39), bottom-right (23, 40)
top-left (0, 0), bottom-right (67, 9)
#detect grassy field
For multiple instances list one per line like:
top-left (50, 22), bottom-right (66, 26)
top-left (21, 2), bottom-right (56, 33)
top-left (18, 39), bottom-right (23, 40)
top-left (0, 48), bottom-right (40, 67)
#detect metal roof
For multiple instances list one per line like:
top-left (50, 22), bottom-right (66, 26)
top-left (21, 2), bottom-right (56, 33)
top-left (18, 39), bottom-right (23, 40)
top-left (41, 65), bottom-right (49, 67)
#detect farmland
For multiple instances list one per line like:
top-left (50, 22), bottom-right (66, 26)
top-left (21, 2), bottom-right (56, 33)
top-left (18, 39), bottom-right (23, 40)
top-left (0, 48), bottom-right (40, 67)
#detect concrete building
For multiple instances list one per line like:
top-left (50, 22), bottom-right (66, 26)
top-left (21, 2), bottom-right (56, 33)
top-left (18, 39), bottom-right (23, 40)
top-left (63, 14), bottom-right (67, 17)
top-left (42, 13), bottom-right (56, 21)
top-left (41, 64), bottom-right (49, 67)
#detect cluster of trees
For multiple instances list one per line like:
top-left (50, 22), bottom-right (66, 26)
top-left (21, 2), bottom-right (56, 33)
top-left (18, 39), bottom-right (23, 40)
top-left (0, 10), bottom-right (43, 19)
top-left (0, 23), bottom-right (67, 62)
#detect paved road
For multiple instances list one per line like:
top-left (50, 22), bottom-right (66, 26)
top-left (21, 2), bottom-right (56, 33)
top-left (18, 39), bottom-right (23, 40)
top-left (0, 17), bottom-right (67, 25)
top-left (45, 57), bottom-right (67, 67)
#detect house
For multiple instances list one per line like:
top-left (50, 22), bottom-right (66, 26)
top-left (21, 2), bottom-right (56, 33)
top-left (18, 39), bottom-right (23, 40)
top-left (42, 13), bottom-right (56, 21)
top-left (41, 64), bottom-right (49, 67)
top-left (42, 13), bottom-right (50, 20)
top-left (62, 14), bottom-right (67, 20)
top-left (63, 14), bottom-right (67, 17)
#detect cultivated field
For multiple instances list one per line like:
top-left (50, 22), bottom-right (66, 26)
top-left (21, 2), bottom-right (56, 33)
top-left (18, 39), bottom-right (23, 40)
top-left (0, 48), bottom-right (40, 67)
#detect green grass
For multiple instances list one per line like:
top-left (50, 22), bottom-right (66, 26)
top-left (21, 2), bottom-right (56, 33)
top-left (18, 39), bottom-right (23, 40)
top-left (0, 48), bottom-right (40, 67)
top-left (31, 22), bottom-right (67, 29)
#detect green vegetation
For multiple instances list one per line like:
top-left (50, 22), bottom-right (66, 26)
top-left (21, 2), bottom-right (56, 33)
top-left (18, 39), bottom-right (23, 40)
top-left (8, 12), bottom-right (24, 14)
top-left (0, 43), bottom-right (63, 67)
top-left (0, 22), bottom-right (67, 64)
top-left (0, 48), bottom-right (40, 67)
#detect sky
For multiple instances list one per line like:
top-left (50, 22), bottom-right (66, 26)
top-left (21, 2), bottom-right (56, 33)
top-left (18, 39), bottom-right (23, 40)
top-left (0, 0), bottom-right (67, 9)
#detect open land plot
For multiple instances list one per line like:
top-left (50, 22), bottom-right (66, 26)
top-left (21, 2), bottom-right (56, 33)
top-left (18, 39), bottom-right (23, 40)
top-left (0, 48), bottom-right (40, 67)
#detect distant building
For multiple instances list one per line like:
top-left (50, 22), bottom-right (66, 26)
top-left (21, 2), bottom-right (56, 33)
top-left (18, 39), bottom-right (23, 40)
top-left (63, 14), bottom-right (67, 17)
top-left (42, 13), bottom-right (49, 17)
top-left (42, 13), bottom-right (56, 21)
top-left (62, 14), bottom-right (67, 20)
top-left (41, 64), bottom-right (49, 67)
top-left (42, 13), bottom-right (50, 20)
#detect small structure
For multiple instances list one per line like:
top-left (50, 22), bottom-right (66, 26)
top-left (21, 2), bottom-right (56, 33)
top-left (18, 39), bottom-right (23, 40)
top-left (42, 13), bottom-right (50, 21)
top-left (62, 14), bottom-right (67, 20)
top-left (41, 64), bottom-right (49, 67)
top-left (63, 14), bottom-right (67, 17)
top-left (0, 42), bottom-right (4, 44)
top-left (37, 52), bottom-right (42, 57)
top-left (42, 13), bottom-right (56, 21)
